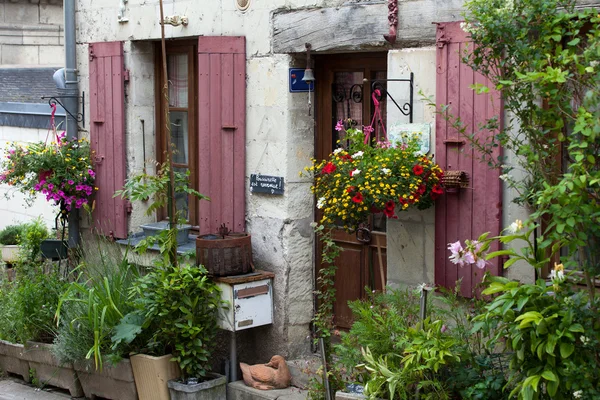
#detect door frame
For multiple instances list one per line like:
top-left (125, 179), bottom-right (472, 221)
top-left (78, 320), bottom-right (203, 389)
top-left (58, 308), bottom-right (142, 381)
top-left (313, 53), bottom-right (389, 328)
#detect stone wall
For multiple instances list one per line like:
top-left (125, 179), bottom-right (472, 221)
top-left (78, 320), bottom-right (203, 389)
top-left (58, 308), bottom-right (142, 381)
top-left (0, 0), bottom-right (64, 66)
top-left (74, 0), bottom-right (319, 360)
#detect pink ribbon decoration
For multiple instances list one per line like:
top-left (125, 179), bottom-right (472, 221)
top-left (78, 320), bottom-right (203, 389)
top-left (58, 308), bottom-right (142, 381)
top-left (364, 89), bottom-right (388, 145)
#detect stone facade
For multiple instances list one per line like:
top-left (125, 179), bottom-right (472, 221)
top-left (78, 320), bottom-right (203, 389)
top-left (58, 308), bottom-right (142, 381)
top-left (0, 0), bottom-right (64, 66)
top-left (71, 0), bottom-right (546, 361)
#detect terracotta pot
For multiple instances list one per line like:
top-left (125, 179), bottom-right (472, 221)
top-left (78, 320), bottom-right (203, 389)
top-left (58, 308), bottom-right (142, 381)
top-left (0, 340), bottom-right (30, 382)
top-left (131, 353), bottom-right (181, 400)
top-left (22, 341), bottom-right (83, 397)
top-left (74, 358), bottom-right (138, 400)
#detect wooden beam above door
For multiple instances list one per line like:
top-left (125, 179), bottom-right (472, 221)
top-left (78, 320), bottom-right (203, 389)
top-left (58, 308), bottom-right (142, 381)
top-left (271, 0), bottom-right (467, 54)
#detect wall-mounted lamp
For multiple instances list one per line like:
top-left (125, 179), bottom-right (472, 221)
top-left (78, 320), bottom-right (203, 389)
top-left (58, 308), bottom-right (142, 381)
top-left (302, 43), bottom-right (315, 116)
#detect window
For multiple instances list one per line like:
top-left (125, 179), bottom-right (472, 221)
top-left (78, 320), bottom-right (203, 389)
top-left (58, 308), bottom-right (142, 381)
top-left (155, 41), bottom-right (198, 225)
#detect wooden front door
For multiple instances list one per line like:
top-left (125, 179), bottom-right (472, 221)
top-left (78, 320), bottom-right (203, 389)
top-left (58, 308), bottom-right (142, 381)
top-left (315, 54), bottom-right (388, 329)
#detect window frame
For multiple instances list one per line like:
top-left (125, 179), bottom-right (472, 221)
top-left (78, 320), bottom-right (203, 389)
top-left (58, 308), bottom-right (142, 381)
top-left (154, 40), bottom-right (198, 226)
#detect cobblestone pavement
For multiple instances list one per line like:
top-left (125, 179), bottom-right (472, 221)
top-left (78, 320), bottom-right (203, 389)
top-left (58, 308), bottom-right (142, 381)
top-left (0, 379), bottom-right (71, 400)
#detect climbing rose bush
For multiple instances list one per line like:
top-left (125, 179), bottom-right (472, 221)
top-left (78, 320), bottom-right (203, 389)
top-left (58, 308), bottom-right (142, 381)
top-left (0, 132), bottom-right (96, 211)
top-left (302, 122), bottom-right (444, 231)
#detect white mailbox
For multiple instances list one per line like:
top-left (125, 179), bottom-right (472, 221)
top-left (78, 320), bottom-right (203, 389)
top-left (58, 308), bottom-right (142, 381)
top-left (215, 270), bottom-right (274, 332)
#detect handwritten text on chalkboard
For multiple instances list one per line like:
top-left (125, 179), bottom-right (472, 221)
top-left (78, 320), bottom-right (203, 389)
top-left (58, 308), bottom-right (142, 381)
top-left (250, 174), bottom-right (284, 195)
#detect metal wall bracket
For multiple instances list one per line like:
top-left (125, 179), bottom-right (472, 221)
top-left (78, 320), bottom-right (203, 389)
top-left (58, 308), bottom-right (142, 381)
top-left (41, 93), bottom-right (85, 128)
top-left (365, 72), bottom-right (414, 123)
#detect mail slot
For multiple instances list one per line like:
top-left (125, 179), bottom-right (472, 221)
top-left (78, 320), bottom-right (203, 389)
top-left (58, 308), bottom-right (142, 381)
top-left (215, 270), bottom-right (274, 332)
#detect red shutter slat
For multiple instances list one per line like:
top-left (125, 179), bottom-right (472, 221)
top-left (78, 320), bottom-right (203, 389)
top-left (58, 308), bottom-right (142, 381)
top-left (89, 41), bottom-right (128, 239)
top-left (434, 22), bottom-right (503, 297)
top-left (198, 37), bottom-right (246, 235)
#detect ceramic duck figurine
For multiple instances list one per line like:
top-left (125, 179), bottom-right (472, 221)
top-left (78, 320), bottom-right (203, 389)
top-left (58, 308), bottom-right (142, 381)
top-left (240, 355), bottom-right (292, 390)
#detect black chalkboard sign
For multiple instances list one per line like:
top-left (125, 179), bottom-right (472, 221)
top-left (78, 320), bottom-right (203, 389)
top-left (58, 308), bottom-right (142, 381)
top-left (250, 174), bottom-right (284, 195)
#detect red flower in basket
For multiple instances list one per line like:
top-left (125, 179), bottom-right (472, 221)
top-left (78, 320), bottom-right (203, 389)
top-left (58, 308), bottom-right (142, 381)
top-left (39, 170), bottom-right (53, 182)
top-left (383, 200), bottom-right (396, 218)
top-left (352, 192), bottom-right (364, 204)
top-left (413, 164), bottom-right (424, 176)
top-left (321, 162), bottom-right (336, 175)
top-left (431, 184), bottom-right (444, 200)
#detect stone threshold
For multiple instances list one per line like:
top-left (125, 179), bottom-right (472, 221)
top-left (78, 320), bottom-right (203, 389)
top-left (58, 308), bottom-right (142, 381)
top-left (227, 380), bottom-right (307, 400)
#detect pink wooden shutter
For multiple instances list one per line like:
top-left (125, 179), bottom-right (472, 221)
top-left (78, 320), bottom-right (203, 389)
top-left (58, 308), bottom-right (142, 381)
top-left (89, 42), bottom-right (128, 239)
top-left (434, 22), bottom-right (503, 297)
top-left (197, 37), bottom-right (246, 235)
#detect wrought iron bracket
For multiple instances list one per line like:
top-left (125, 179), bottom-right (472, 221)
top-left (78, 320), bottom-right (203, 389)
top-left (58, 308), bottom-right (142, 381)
top-left (41, 92), bottom-right (85, 128)
top-left (365, 72), bottom-right (414, 123)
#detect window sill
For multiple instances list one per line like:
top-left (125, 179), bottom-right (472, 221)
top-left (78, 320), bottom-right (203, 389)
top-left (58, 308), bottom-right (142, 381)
top-left (115, 231), bottom-right (197, 255)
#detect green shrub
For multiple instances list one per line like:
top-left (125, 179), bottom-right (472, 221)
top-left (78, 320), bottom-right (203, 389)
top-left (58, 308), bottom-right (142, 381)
top-left (54, 244), bottom-right (139, 369)
top-left (0, 225), bottom-right (25, 245)
top-left (120, 262), bottom-right (223, 380)
top-left (12, 271), bottom-right (67, 343)
top-left (18, 218), bottom-right (49, 262)
top-left (0, 279), bottom-right (17, 342)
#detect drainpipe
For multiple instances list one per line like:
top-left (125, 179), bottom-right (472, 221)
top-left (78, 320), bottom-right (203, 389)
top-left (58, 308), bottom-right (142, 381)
top-left (63, 0), bottom-right (79, 247)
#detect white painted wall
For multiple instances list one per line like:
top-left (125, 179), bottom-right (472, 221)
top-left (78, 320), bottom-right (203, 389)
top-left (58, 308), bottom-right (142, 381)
top-left (0, 126), bottom-right (58, 231)
top-left (386, 48), bottom-right (438, 289)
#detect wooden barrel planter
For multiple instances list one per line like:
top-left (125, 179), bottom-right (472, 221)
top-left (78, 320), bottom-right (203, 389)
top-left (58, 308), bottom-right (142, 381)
top-left (196, 233), bottom-right (254, 277)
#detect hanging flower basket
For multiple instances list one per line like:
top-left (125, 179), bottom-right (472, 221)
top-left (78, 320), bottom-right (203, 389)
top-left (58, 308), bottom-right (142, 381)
top-left (0, 106), bottom-right (96, 211)
top-left (302, 120), bottom-right (445, 231)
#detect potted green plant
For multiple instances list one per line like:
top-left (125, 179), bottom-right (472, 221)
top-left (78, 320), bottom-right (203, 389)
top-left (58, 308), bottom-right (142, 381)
top-left (53, 244), bottom-right (140, 400)
top-left (137, 261), bottom-right (226, 400)
top-left (0, 224), bottom-right (24, 263)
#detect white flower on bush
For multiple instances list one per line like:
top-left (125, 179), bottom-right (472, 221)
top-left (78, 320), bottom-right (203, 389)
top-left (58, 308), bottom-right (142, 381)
top-left (549, 262), bottom-right (565, 283)
top-left (507, 219), bottom-right (523, 234)
top-left (499, 173), bottom-right (511, 182)
top-left (573, 390), bottom-right (583, 399)
top-left (381, 168), bottom-right (391, 175)
top-left (333, 148), bottom-right (343, 155)
top-left (316, 197), bottom-right (326, 209)
top-left (351, 151), bottom-right (364, 159)
top-left (351, 169), bottom-right (361, 177)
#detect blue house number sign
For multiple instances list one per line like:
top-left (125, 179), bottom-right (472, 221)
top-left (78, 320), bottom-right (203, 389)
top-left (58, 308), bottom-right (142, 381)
top-left (289, 68), bottom-right (313, 93)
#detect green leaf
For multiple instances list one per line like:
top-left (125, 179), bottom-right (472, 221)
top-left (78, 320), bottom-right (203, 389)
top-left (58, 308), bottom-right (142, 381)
top-left (569, 324), bottom-right (584, 333)
top-left (559, 342), bottom-right (574, 358)
top-left (541, 370), bottom-right (557, 382)
top-left (567, 38), bottom-right (580, 46)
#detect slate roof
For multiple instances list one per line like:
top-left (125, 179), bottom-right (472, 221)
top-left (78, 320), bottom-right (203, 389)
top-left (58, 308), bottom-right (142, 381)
top-left (0, 68), bottom-right (60, 103)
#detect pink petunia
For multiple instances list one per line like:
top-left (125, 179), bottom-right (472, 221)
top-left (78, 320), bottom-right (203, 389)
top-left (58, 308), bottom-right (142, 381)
top-left (335, 120), bottom-right (344, 131)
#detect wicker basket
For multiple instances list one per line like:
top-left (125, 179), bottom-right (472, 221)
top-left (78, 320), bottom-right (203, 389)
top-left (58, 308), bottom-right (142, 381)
top-left (442, 170), bottom-right (469, 192)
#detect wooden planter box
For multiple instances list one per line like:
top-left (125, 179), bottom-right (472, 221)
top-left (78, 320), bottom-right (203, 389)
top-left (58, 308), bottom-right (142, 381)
top-left (74, 358), bottom-right (138, 400)
top-left (0, 245), bottom-right (20, 263)
top-left (0, 340), bottom-right (30, 382)
top-left (22, 341), bottom-right (84, 397)
top-left (131, 353), bottom-right (181, 400)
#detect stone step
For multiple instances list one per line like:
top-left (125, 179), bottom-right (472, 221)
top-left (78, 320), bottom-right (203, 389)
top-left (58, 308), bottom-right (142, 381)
top-left (227, 381), bottom-right (308, 400)
top-left (286, 357), bottom-right (322, 390)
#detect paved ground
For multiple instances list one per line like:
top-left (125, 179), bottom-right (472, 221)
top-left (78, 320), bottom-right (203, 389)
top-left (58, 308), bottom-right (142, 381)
top-left (0, 380), bottom-right (70, 400)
